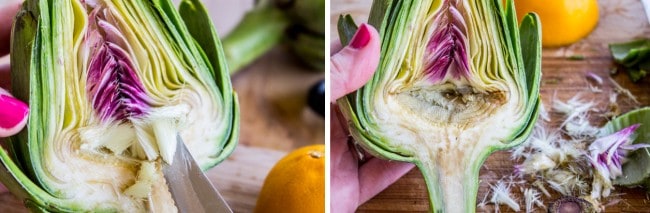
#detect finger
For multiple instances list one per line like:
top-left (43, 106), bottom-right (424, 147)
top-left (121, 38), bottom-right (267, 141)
top-left (0, 1), bottom-right (22, 56)
top-left (0, 87), bottom-right (29, 137)
top-left (330, 23), bottom-right (380, 102)
top-left (357, 159), bottom-right (415, 204)
top-left (330, 105), bottom-right (363, 212)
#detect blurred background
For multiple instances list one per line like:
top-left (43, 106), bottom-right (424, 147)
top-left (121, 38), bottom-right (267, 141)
top-left (176, 0), bottom-right (324, 152)
top-left (171, 1), bottom-right (326, 212)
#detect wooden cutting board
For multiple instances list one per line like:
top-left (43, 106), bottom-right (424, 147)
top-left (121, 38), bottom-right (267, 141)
top-left (332, 0), bottom-right (650, 212)
top-left (0, 0), bottom-right (324, 212)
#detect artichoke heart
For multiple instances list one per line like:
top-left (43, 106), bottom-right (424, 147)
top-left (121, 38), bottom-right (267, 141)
top-left (338, 0), bottom-right (541, 212)
top-left (1, 0), bottom-right (238, 211)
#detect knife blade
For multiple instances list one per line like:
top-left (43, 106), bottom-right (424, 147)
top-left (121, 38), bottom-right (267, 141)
top-left (162, 135), bottom-right (233, 213)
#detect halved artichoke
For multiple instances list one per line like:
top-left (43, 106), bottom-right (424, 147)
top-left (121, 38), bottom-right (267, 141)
top-left (337, 0), bottom-right (541, 212)
top-left (1, 0), bottom-right (238, 211)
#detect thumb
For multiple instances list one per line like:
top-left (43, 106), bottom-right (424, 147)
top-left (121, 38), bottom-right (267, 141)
top-left (330, 23), bottom-right (380, 102)
top-left (0, 88), bottom-right (28, 137)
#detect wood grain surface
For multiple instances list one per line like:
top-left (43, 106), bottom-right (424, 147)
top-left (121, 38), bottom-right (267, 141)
top-left (0, 0), bottom-right (324, 212)
top-left (332, 0), bottom-right (650, 212)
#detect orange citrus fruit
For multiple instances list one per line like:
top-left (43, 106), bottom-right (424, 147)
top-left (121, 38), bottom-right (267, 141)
top-left (514, 0), bottom-right (599, 47)
top-left (254, 144), bottom-right (325, 213)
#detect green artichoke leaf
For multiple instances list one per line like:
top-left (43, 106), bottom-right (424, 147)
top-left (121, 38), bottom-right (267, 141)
top-left (2, 0), bottom-right (239, 211)
top-left (337, 14), bottom-right (358, 46)
top-left (337, 0), bottom-right (541, 212)
top-left (609, 39), bottom-right (650, 82)
top-left (609, 39), bottom-right (650, 68)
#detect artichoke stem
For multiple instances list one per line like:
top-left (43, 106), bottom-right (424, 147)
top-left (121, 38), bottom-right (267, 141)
top-left (222, 4), bottom-right (290, 73)
top-left (417, 156), bottom-right (481, 213)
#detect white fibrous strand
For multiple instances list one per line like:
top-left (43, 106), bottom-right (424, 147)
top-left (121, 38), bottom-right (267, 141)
top-left (489, 180), bottom-right (521, 212)
top-left (533, 180), bottom-right (551, 198)
top-left (586, 72), bottom-right (603, 93)
top-left (552, 93), bottom-right (594, 117)
top-left (539, 100), bottom-right (551, 122)
top-left (599, 93), bottom-right (621, 119)
top-left (552, 94), bottom-right (599, 138)
top-left (609, 78), bottom-right (639, 105)
top-left (564, 116), bottom-right (600, 139)
top-left (586, 72), bottom-right (604, 85)
top-left (545, 169), bottom-right (589, 196)
top-left (523, 188), bottom-right (544, 213)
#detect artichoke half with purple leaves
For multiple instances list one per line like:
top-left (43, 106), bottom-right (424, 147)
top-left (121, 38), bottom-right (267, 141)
top-left (338, 0), bottom-right (541, 212)
top-left (1, 0), bottom-right (238, 211)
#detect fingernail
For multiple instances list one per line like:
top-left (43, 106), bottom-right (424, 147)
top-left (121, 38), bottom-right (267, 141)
top-left (0, 94), bottom-right (29, 129)
top-left (350, 24), bottom-right (371, 49)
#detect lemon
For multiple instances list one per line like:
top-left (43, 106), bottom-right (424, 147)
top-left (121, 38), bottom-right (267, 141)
top-left (514, 0), bottom-right (599, 47)
top-left (254, 144), bottom-right (325, 213)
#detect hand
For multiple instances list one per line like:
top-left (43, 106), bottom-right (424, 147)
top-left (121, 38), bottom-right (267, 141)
top-left (330, 23), bottom-right (415, 212)
top-left (0, 1), bottom-right (29, 138)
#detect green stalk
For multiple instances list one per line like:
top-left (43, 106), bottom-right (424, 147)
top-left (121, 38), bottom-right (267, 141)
top-left (416, 144), bottom-right (492, 212)
top-left (222, 4), bottom-right (290, 73)
top-left (418, 162), bottom-right (478, 213)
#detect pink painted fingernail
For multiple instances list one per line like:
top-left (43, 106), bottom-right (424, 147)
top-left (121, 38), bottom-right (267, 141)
top-left (0, 94), bottom-right (29, 129)
top-left (350, 24), bottom-right (371, 49)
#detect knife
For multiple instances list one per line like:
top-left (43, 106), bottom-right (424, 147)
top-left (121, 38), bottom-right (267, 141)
top-left (162, 135), bottom-right (233, 213)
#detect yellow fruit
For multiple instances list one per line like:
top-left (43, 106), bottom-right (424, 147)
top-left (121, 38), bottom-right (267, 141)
top-left (254, 144), bottom-right (325, 213)
top-left (514, 0), bottom-right (599, 47)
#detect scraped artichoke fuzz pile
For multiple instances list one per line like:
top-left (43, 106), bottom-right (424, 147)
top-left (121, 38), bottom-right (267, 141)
top-left (493, 95), bottom-right (650, 210)
top-left (355, 0), bottom-right (537, 211)
top-left (33, 0), bottom-right (224, 209)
